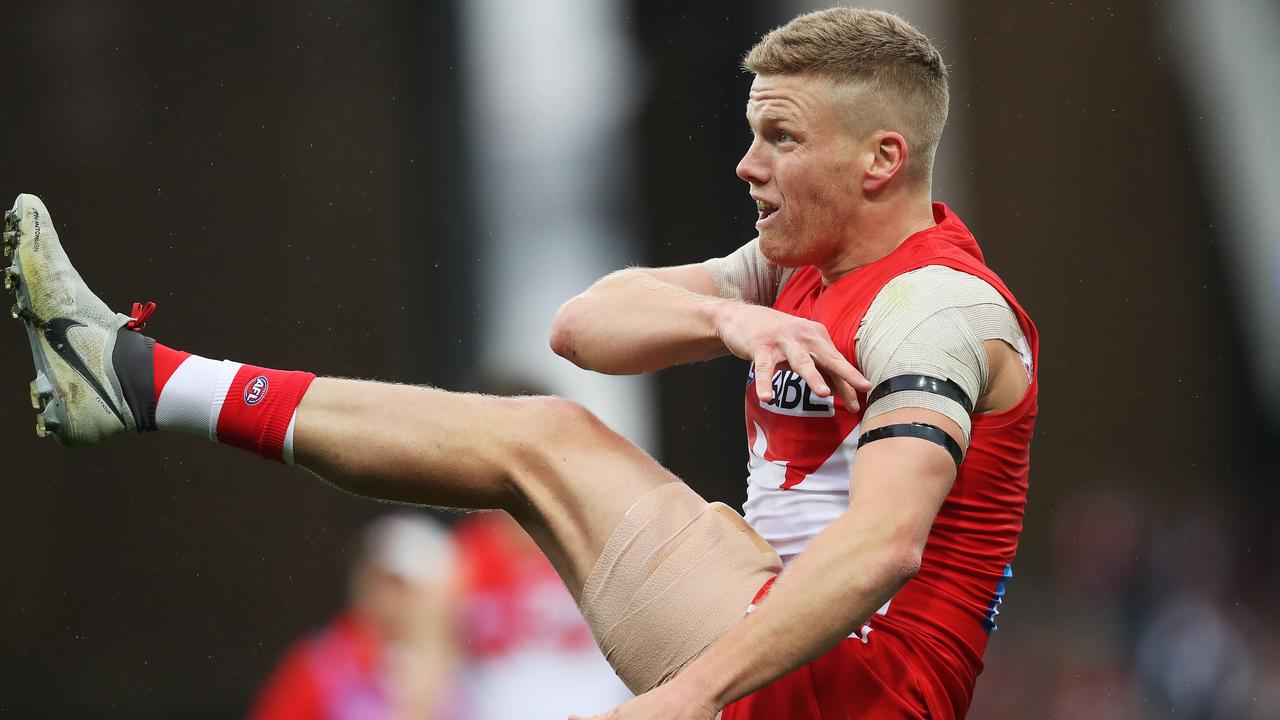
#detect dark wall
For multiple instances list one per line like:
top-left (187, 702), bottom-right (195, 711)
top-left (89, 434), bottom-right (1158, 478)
top-left (0, 2), bottom-right (473, 716)
top-left (630, 0), bottom-right (771, 507)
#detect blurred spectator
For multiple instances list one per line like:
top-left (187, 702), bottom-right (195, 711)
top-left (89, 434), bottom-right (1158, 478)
top-left (1134, 509), bottom-right (1255, 719)
top-left (454, 511), bottom-right (631, 719)
top-left (441, 374), bottom-right (631, 718)
top-left (1135, 592), bottom-right (1253, 719)
top-left (971, 487), bottom-right (1280, 719)
top-left (249, 512), bottom-right (461, 720)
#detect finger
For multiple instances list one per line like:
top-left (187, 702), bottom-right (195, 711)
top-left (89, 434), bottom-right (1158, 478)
top-left (804, 325), bottom-right (871, 394)
top-left (754, 354), bottom-right (778, 402)
top-left (830, 375), bottom-right (861, 413)
top-left (781, 340), bottom-right (829, 397)
top-left (809, 349), bottom-right (866, 411)
top-left (848, 366), bottom-right (871, 393)
top-left (817, 348), bottom-right (870, 394)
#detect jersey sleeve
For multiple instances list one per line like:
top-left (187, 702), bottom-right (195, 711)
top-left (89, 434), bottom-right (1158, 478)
top-left (855, 265), bottom-right (1027, 443)
top-left (701, 238), bottom-right (798, 306)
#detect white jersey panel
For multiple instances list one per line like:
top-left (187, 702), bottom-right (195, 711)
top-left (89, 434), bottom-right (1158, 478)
top-left (742, 416), bottom-right (860, 563)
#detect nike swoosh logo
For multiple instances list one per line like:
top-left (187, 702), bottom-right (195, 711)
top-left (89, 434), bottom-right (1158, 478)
top-left (40, 317), bottom-right (129, 427)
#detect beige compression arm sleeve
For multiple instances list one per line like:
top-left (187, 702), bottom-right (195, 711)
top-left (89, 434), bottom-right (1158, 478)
top-left (701, 238), bottom-right (798, 305)
top-left (855, 265), bottom-right (1029, 445)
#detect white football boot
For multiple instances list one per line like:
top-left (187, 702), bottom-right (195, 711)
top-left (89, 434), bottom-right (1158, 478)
top-left (4, 194), bottom-right (154, 446)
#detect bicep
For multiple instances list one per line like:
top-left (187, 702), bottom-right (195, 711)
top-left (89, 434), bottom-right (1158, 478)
top-left (856, 266), bottom-right (1026, 448)
top-left (848, 408), bottom-right (958, 553)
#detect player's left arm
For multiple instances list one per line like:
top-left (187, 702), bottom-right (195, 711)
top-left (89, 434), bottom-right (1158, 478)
top-left (583, 351), bottom-right (1026, 720)
top-left (573, 270), bottom-right (1032, 720)
top-left (568, 416), bottom-right (960, 720)
top-left (664, 407), bottom-right (960, 714)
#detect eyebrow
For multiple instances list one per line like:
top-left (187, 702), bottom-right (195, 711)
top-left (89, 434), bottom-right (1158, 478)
top-left (744, 105), bottom-right (796, 125)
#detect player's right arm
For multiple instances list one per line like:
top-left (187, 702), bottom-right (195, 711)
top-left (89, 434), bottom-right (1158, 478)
top-left (550, 262), bottom-right (727, 372)
top-left (550, 240), bottom-right (869, 410)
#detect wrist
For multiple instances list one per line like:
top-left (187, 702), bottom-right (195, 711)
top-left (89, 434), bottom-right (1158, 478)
top-left (666, 661), bottom-right (728, 712)
top-left (703, 297), bottom-right (740, 343)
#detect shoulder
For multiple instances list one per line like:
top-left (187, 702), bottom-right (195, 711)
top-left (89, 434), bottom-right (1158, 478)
top-left (855, 264), bottom-right (1028, 397)
top-left (873, 265), bottom-right (1008, 312)
top-left (858, 266), bottom-right (1010, 341)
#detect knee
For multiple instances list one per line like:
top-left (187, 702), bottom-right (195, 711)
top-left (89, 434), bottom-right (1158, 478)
top-left (489, 396), bottom-right (609, 500)
top-left (505, 395), bottom-right (609, 446)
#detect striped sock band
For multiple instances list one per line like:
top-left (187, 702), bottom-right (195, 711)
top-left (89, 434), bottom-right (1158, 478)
top-left (152, 344), bottom-right (315, 464)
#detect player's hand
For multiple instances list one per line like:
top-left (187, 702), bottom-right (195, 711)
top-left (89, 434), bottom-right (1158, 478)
top-left (568, 680), bottom-right (718, 720)
top-left (714, 301), bottom-right (870, 412)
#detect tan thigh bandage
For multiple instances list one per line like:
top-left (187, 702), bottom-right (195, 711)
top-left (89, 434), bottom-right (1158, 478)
top-left (579, 482), bottom-right (783, 694)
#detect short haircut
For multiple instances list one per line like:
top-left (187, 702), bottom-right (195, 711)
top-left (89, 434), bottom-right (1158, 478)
top-left (744, 7), bottom-right (949, 183)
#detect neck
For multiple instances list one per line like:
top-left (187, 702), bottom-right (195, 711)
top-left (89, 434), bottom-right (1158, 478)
top-left (817, 192), bottom-right (937, 284)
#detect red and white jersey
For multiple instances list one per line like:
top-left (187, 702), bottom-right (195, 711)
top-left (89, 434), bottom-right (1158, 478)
top-left (743, 365), bottom-right (859, 564)
top-left (741, 204), bottom-right (1039, 706)
top-left (454, 514), bottom-right (631, 720)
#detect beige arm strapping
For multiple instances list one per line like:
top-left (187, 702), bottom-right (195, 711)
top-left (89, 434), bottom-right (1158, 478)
top-left (855, 265), bottom-right (1029, 445)
top-left (701, 238), bottom-right (798, 305)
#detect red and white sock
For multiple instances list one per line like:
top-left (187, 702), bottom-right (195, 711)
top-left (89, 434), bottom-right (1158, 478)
top-left (152, 344), bottom-right (316, 464)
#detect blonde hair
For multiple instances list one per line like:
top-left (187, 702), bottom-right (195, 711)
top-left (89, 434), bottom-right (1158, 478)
top-left (744, 7), bottom-right (949, 183)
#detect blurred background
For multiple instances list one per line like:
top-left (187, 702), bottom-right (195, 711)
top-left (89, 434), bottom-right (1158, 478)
top-left (1, 0), bottom-right (1277, 717)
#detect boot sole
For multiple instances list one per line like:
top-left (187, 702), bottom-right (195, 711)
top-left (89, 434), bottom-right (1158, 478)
top-left (4, 200), bottom-right (69, 442)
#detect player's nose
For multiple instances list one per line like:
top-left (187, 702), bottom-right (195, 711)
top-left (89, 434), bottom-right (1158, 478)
top-left (736, 139), bottom-right (770, 185)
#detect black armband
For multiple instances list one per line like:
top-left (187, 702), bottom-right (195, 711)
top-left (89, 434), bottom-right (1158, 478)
top-left (856, 422), bottom-right (964, 467)
top-left (866, 374), bottom-right (974, 414)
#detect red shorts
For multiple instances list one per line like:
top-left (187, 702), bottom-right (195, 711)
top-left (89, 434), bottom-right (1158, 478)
top-left (721, 628), bottom-right (960, 720)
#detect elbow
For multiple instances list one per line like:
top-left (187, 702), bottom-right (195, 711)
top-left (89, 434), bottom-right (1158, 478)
top-left (877, 540), bottom-right (924, 591)
top-left (892, 545), bottom-right (924, 585)
top-left (550, 269), bottom-right (636, 366)
top-left (549, 296), bottom-right (587, 363)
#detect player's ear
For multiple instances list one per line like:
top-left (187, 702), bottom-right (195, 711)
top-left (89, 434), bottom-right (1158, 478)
top-left (862, 131), bottom-right (907, 192)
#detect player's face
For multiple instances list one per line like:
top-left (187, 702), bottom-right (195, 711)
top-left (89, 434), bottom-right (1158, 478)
top-left (737, 74), bottom-right (864, 268)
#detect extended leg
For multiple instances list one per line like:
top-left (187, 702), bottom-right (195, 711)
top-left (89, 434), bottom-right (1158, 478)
top-left (4, 192), bottom-right (676, 595)
top-left (294, 378), bottom-right (677, 595)
top-left (5, 193), bottom-right (780, 694)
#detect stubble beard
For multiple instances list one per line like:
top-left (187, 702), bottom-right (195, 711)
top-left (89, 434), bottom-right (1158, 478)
top-left (759, 229), bottom-right (804, 269)
top-left (759, 215), bottom-right (828, 270)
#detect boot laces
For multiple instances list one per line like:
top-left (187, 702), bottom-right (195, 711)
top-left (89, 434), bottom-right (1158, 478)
top-left (126, 301), bottom-right (156, 332)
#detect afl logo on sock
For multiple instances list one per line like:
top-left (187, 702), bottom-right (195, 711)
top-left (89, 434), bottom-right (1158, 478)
top-left (244, 375), bottom-right (270, 406)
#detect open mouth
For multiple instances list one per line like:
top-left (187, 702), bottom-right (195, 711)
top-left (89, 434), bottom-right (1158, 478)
top-left (755, 199), bottom-right (779, 224)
